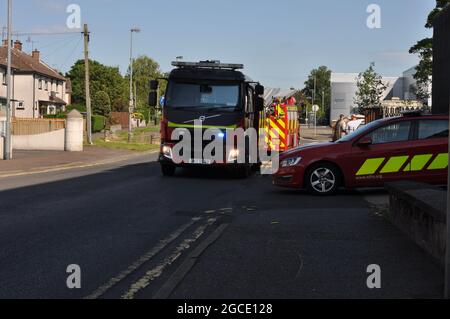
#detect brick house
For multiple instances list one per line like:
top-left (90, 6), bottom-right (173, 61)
top-left (0, 40), bottom-right (71, 119)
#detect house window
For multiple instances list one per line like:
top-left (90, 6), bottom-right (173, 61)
top-left (16, 101), bottom-right (25, 110)
top-left (38, 79), bottom-right (43, 90)
top-left (2, 72), bottom-right (6, 85)
top-left (45, 80), bottom-right (48, 91)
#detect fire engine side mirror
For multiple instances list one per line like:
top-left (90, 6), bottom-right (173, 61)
top-left (255, 97), bottom-right (264, 112)
top-left (255, 84), bottom-right (264, 96)
top-left (148, 91), bottom-right (158, 108)
top-left (357, 136), bottom-right (373, 147)
top-left (150, 80), bottom-right (159, 91)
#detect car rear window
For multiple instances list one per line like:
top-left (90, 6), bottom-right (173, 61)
top-left (418, 120), bottom-right (449, 140)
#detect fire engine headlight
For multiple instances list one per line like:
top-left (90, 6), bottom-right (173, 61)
top-left (162, 145), bottom-right (173, 159)
top-left (228, 149), bottom-right (240, 162)
top-left (281, 157), bottom-right (302, 168)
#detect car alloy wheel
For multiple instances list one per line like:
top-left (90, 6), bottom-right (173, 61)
top-left (310, 167), bottom-right (336, 194)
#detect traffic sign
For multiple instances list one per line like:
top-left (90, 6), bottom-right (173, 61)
top-left (312, 105), bottom-right (320, 113)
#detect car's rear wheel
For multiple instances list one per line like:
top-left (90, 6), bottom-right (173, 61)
top-left (306, 163), bottom-right (340, 195)
top-left (161, 164), bottom-right (176, 177)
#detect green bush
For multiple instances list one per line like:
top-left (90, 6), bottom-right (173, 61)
top-left (92, 115), bottom-right (106, 132)
top-left (66, 103), bottom-right (86, 113)
top-left (92, 91), bottom-right (112, 117)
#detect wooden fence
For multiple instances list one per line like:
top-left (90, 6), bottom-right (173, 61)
top-left (363, 108), bottom-right (383, 124)
top-left (111, 112), bottom-right (130, 129)
top-left (12, 118), bottom-right (66, 136)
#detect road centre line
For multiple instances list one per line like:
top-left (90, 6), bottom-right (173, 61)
top-left (121, 218), bottom-right (217, 299)
top-left (84, 217), bottom-right (201, 299)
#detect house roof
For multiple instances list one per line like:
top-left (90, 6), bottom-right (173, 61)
top-left (0, 45), bottom-right (66, 81)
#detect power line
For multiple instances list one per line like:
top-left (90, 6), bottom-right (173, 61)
top-left (15, 30), bottom-right (82, 36)
top-left (60, 36), bottom-right (83, 71)
top-left (32, 34), bottom-right (80, 51)
top-left (40, 35), bottom-right (82, 60)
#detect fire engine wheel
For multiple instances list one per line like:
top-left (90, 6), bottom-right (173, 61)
top-left (234, 165), bottom-right (252, 179)
top-left (306, 163), bottom-right (340, 196)
top-left (161, 164), bottom-right (176, 177)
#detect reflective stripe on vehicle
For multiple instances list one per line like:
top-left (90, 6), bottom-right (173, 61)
top-left (356, 158), bottom-right (385, 176)
top-left (428, 153), bottom-right (449, 170)
top-left (404, 154), bottom-right (433, 172)
top-left (380, 156), bottom-right (409, 174)
top-left (356, 153), bottom-right (448, 176)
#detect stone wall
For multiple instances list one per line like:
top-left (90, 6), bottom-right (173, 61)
top-left (386, 181), bottom-right (447, 268)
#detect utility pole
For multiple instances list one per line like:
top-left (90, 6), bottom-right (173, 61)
top-left (83, 24), bottom-right (92, 145)
top-left (313, 76), bottom-right (316, 105)
top-left (3, 0), bottom-right (12, 160)
top-left (128, 28), bottom-right (140, 142)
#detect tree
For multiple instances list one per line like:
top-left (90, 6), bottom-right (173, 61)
top-left (126, 55), bottom-right (166, 109)
top-left (409, 0), bottom-right (450, 100)
top-left (92, 91), bottom-right (111, 117)
top-left (302, 66), bottom-right (331, 122)
top-left (66, 59), bottom-right (128, 107)
top-left (409, 38), bottom-right (433, 100)
top-left (354, 63), bottom-right (387, 112)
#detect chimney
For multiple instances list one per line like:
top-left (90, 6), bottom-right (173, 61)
top-left (32, 49), bottom-right (40, 62)
top-left (14, 40), bottom-right (22, 51)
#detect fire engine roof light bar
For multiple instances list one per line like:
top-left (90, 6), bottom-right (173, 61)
top-left (172, 60), bottom-right (244, 70)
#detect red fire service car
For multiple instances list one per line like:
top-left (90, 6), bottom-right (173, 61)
top-left (274, 112), bottom-right (449, 195)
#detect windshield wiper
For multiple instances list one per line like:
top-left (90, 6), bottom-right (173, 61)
top-left (172, 106), bottom-right (203, 110)
top-left (207, 106), bottom-right (236, 111)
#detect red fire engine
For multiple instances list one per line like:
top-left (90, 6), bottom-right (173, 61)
top-left (260, 92), bottom-right (300, 152)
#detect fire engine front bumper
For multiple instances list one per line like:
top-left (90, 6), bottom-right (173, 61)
top-left (158, 144), bottom-right (250, 168)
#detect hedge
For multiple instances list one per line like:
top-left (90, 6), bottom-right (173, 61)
top-left (92, 115), bottom-right (106, 133)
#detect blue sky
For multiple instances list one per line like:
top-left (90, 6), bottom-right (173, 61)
top-left (0, 0), bottom-right (435, 88)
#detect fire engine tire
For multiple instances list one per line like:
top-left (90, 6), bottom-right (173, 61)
top-left (305, 163), bottom-right (341, 196)
top-left (234, 165), bottom-right (252, 179)
top-left (161, 164), bottom-right (176, 177)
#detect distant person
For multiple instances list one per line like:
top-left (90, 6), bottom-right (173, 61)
top-left (340, 116), bottom-right (349, 138)
top-left (346, 114), bottom-right (364, 134)
top-left (333, 114), bottom-right (347, 141)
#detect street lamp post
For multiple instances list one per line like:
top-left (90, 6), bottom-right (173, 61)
top-left (3, 0), bottom-right (13, 160)
top-left (128, 27), bottom-right (140, 143)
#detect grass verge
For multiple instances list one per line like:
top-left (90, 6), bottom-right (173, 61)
top-left (94, 139), bottom-right (160, 152)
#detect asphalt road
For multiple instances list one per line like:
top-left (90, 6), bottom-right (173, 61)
top-left (0, 153), bottom-right (444, 299)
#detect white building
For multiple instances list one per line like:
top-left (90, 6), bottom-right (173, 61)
top-left (330, 66), bottom-right (431, 121)
top-left (0, 40), bottom-right (71, 119)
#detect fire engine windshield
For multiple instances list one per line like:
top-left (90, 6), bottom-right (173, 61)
top-left (166, 82), bottom-right (240, 111)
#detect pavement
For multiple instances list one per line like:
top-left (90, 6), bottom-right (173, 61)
top-left (0, 146), bottom-right (157, 179)
top-left (0, 148), bottom-right (444, 299)
top-left (300, 125), bottom-right (333, 143)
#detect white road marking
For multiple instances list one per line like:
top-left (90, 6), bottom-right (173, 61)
top-left (84, 217), bottom-right (201, 299)
top-left (121, 218), bottom-right (217, 299)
